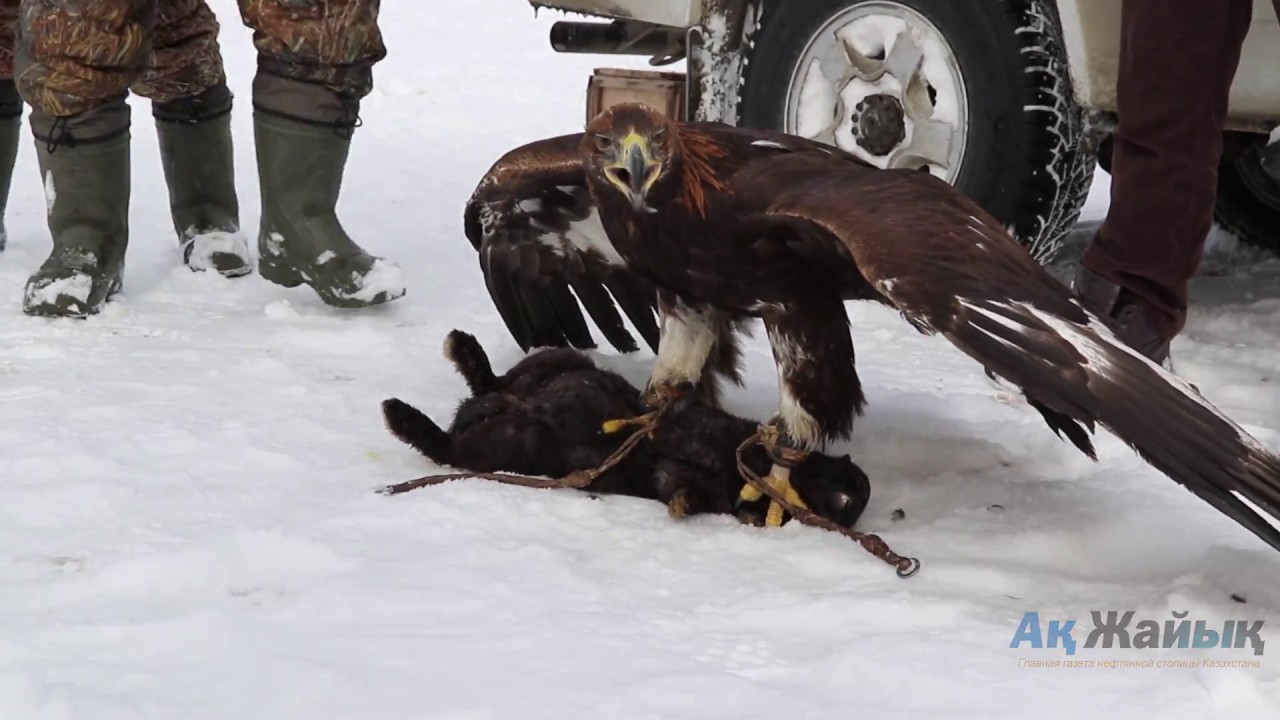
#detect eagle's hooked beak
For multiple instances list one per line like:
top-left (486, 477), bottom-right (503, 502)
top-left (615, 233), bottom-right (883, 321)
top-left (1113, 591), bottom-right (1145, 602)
top-left (607, 133), bottom-right (661, 213)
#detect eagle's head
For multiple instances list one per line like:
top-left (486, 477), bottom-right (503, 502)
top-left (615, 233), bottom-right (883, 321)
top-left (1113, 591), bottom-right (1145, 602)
top-left (581, 103), bottom-right (679, 213)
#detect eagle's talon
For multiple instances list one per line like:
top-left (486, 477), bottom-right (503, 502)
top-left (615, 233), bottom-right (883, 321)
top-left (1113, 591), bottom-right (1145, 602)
top-left (641, 380), bottom-right (694, 411)
top-left (738, 421), bottom-right (814, 527)
top-left (764, 499), bottom-right (788, 528)
top-left (601, 411), bottom-right (657, 435)
top-left (739, 466), bottom-right (809, 528)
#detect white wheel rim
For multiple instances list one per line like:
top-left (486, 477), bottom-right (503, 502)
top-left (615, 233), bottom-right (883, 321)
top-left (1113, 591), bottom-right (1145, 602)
top-left (782, 2), bottom-right (970, 183)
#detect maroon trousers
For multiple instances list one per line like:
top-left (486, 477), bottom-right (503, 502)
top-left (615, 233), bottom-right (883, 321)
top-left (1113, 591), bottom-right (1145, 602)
top-left (1083, 0), bottom-right (1276, 339)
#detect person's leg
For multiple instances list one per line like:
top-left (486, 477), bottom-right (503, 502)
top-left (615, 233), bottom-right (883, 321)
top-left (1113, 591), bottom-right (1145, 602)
top-left (237, 0), bottom-right (404, 309)
top-left (1074, 0), bottom-right (1254, 364)
top-left (14, 0), bottom-right (153, 317)
top-left (0, 0), bottom-right (22, 253)
top-left (134, 0), bottom-right (250, 278)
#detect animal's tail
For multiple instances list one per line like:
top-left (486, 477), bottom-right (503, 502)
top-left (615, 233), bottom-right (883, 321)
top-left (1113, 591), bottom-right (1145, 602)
top-left (443, 329), bottom-right (498, 395)
top-left (382, 398), bottom-right (454, 466)
top-left (959, 299), bottom-right (1280, 552)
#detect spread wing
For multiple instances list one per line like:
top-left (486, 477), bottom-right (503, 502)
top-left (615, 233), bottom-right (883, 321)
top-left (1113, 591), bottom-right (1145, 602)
top-left (463, 133), bottom-right (659, 354)
top-left (738, 156), bottom-right (1280, 552)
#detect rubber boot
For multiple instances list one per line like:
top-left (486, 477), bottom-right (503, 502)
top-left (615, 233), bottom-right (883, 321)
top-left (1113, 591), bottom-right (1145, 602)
top-left (251, 76), bottom-right (404, 308)
top-left (154, 83), bottom-right (251, 277)
top-left (0, 79), bottom-right (23, 253)
top-left (22, 98), bottom-right (131, 318)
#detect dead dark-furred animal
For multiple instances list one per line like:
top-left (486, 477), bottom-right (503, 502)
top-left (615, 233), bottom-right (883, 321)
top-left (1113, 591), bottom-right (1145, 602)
top-left (381, 329), bottom-right (871, 528)
top-left (463, 102), bottom-right (1280, 554)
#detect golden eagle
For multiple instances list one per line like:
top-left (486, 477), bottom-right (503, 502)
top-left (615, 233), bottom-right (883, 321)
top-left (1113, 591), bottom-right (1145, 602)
top-left (463, 103), bottom-right (1280, 552)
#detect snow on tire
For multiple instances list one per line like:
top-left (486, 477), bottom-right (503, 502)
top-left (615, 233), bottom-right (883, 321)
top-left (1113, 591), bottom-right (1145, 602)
top-left (736, 0), bottom-right (1094, 264)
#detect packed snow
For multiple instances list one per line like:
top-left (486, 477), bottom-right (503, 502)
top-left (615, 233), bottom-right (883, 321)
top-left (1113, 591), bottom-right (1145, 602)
top-left (2, 2), bottom-right (1280, 718)
top-left (181, 229), bottom-right (251, 275)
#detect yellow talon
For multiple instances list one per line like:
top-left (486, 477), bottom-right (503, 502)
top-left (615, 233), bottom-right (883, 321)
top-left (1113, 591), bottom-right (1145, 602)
top-left (784, 485), bottom-right (807, 507)
top-left (741, 465), bottom-right (809, 527)
top-left (601, 412), bottom-right (657, 434)
top-left (764, 499), bottom-right (788, 528)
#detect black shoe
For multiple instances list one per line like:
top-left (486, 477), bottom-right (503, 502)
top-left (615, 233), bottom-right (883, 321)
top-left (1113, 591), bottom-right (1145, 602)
top-left (1070, 266), bottom-right (1174, 366)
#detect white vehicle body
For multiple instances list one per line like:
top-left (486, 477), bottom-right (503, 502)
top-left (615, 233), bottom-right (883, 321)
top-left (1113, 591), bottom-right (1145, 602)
top-left (533, 0), bottom-right (704, 28)
top-left (1058, 0), bottom-right (1280, 131)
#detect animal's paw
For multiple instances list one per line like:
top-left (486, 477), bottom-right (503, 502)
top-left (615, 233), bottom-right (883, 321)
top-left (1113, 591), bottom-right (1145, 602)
top-left (667, 488), bottom-right (691, 519)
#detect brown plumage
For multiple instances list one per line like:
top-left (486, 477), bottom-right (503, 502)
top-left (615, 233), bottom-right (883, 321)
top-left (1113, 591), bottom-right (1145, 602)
top-left (675, 128), bottom-right (729, 218)
top-left (463, 102), bottom-right (1280, 553)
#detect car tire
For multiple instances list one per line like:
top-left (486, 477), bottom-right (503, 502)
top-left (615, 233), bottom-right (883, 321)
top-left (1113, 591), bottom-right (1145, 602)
top-left (736, 0), bottom-right (1095, 264)
top-left (1212, 131), bottom-right (1280, 256)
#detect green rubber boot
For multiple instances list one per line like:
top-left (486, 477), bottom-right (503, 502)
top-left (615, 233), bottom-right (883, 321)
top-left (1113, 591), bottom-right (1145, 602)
top-left (253, 109), bottom-right (405, 308)
top-left (0, 79), bottom-right (23, 253)
top-left (23, 104), bottom-right (131, 318)
top-left (154, 85), bottom-right (251, 278)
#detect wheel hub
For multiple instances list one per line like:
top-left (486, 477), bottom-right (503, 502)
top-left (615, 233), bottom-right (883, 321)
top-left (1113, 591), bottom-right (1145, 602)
top-left (850, 93), bottom-right (906, 156)
top-left (782, 2), bottom-right (969, 182)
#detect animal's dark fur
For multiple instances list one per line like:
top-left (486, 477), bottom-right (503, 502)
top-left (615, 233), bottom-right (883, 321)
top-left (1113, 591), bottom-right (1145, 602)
top-left (382, 330), bottom-right (872, 527)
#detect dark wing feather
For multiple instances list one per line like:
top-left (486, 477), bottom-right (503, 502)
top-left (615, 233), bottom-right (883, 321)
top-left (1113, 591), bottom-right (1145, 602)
top-left (739, 156), bottom-right (1280, 552)
top-left (463, 133), bottom-right (659, 353)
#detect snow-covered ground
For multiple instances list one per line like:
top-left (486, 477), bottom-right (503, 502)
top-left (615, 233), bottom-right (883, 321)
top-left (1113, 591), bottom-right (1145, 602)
top-left (3, 3), bottom-right (1280, 718)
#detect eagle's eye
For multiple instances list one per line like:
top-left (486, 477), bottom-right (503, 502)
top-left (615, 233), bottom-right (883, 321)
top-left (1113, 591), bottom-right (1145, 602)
top-left (592, 134), bottom-right (613, 152)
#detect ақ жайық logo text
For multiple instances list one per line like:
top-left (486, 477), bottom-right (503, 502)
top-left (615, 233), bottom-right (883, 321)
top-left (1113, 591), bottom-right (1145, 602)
top-left (1009, 610), bottom-right (1266, 662)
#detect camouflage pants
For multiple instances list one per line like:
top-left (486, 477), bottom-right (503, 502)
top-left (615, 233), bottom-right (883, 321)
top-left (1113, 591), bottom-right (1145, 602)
top-left (237, 0), bottom-right (384, 100)
top-left (8, 0), bottom-right (383, 118)
top-left (0, 1), bottom-right (17, 80)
